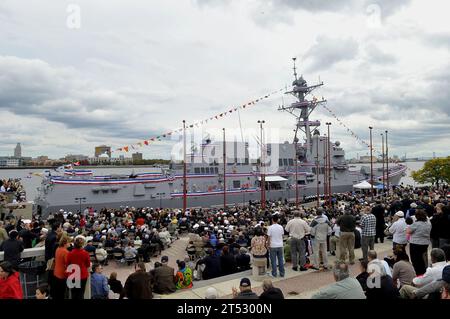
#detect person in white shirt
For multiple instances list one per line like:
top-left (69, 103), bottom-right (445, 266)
top-left (368, 250), bottom-right (392, 278)
top-left (267, 214), bottom-right (285, 277)
top-left (285, 211), bottom-right (310, 271)
top-left (399, 248), bottom-right (447, 298)
top-left (389, 211), bottom-right (408, 248)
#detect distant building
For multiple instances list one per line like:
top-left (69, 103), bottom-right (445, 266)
top-left (0, 157), bottom-right (22, 167)
top-left (65, 154), bottom-right (89, 162)
top-left (14, 143), bottom-right (22, 158)
top-left (132, 152), bottom-right (143, 162)
top-left (94, 145), bottom-right (111, 158)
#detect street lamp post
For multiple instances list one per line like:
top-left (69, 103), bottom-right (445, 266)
top-left (381, 133), bottom-right (385, 196)
top-left (294, 129), bottom-right (299, 208)
top-left (258, 120), bottom-right (266, 209)
top-left (315, 134), bottom-right (320, 207)
top-left (369, 126), bottom-right (374, 200)
top-left (183, 120), bottom-right (187, 213)
top-left (156, 193), bottom-right (164, 208)
top-left (75, 197), bottom-right (86, 213)
top-left (323, 134), bottom-right (327, 206)
top-left (326, 122), bottom-right (332, 207)
top-left (385, 130), bottom-right (389, 196)
top-left (223, 128), bottom-right (226, 210)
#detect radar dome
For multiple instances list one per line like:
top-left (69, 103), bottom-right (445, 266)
top-left (335, 141), bottom-right (341, 146)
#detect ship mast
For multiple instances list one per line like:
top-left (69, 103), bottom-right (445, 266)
top-left (279, 58), bottom-right (327, 155)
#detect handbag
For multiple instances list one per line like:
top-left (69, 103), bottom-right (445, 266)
top-left (46, 257), bottom-right (55, 271)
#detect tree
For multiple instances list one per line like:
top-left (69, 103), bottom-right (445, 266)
top-left (411, 157), bottom-right (450, 187)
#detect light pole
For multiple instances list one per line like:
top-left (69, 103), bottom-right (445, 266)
top-left (326, 122), bottom-right (332, 207)
top-left (315, 134), bottom-right (320, 207)
top-left (223, 127), bottom-right (226, 210)
top-left (258, 120), bottom-right (266, 209)
top-left (183, 120), bottom-right (187, 213)
top-left (385, 130), bottom-right (389, 196)
top-left (294, 129), bottom-right (299, 208)
top-left (156, 192), bottom-right (164, 208)
top-left (75, 197), bottom-right (86, 213)
top-left (381, 133), bottom-right (385, 196)
top-left (369, 126), bottom-right (374, 200)
top-left (323, 134), bottom-right (327, 205)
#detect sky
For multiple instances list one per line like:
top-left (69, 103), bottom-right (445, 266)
top-left (0, 0), bottom-right (449, 160)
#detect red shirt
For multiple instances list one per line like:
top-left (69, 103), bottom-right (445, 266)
top-left (136, 218), bottom-right (145, 226)
top-left (66, 248), bottom-right (91, 280)
top-left (0, 272), bottom-right (23, 299)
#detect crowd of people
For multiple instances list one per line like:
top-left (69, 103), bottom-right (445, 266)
top-left (0, 184), bottom-right (449, 299)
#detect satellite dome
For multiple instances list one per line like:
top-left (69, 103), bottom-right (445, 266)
top-left (335, 141), bottom-right (341, 146)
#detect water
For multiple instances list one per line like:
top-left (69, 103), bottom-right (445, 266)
top-left (1, 162), bottom-right (425, 202)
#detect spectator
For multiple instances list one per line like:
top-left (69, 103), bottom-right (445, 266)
top-left (52, 236), bottom-right (71, 300)
top-left (108, 272), bottom-right (123, 295)
top-left (372, 201), bottom-right (386, 243)
top-left (285, 210), bottom-right (310, 271)
top-left (152, 255), bottom-right (176, 294)
top-left (250, 227), bottom-right (267, 276)
top-left (407, 209), bottom-right (431, 275)
top-left (337, 211), bottom-right (356, 265)
top-left (196, 248), bottom-right (222, 280)
top-left (232, 277), bottom-right (258, 299)
top-left (413, 248), bottom-right (447, 287)
top-left (66, 236), bottom-right (91, 299)
top-left (367, 250), bottom-right (392, 278)
top-left (236, 247), bottom-right (251, 272)
top-left (259, 279), bottom-right (284, 300)
top-left (310, 208), bottom-right (331, 270)
top-left (360, 207), bottom-right (376, 262)
top-left (220, 245), bottom-right (237, 275)
top-left (356, 260), bottom-right (369, 292)
top-left (365, 257), bottom-right (398, 299)
top-left (388, 211), bottom-right (408, 249)
top-left (391, 249), bottom-right (416, 289)
top-left (441, 265), bottom-right (450, 299)
top-left (175, 260), bottom-right (193, 290)
top-left (438, 205), bottom-right (450, 248)
top-left (90, 263), bottom-right (109, 299)
top-left (95, 243), bottom-right (108, 266)
top-left (267, 214), bottom-right (285, 278)
top-left (0, 221), bottom-right (8, 246)
top-left (18, 221), bottom-right (39, 249)
top-left (35, 285), bottom-right (50, 299)
top-left (121, 262), bottom-right (152, 299)
top-left (0, 261), bottom-right (23, 299)
top-left (311, 261), bottom-right (366, 299)
top-left (0, 230), bottom-right (24, 269)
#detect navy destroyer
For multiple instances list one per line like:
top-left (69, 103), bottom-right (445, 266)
top-left (35, 63), bottom-right (406, 216)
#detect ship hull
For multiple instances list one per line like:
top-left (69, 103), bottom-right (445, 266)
top-left (35, 171), bottom-right (403, 216)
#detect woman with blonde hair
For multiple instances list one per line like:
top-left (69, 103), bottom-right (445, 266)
top-left (52, 235), bottom-right (71, 299)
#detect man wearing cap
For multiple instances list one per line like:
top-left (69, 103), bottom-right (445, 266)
top-left (389, 211), bottom-right (408, 249)
top-left (232, 278), bottom-right (258, 299)
top-left (152, 255), bottom-right (176, 294)
top-left (441, 265), bottom-right (450, 299)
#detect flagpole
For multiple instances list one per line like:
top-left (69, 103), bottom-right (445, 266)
top-left (183, 120), bottom-right (187, 213)
top-left (223, 127), bottom-right (226, 210)
top-left (385, 130), bottom-right (389, 196)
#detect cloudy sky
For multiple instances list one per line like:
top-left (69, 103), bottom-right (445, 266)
top-left (0, 0), bottom-right (449, 160)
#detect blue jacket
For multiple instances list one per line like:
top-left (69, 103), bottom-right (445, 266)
top-left (91, 273), bottom-right (109, 299)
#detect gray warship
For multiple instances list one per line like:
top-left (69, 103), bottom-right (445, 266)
top-left (35, 65), bottom-right (406, 216)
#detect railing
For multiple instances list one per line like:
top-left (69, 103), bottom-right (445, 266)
top-left (0, 246), bottom-right (45, 262)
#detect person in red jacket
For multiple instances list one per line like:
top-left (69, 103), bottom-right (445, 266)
top-left (0, 261), bottom-right (23, 299)
top-left (66, 236), bottom-right (91, 299)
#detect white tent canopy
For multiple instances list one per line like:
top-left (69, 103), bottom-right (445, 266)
top-left (258, 176), bottom-right (287, 182)
top-left (353, 180), bottom-right (373, 189)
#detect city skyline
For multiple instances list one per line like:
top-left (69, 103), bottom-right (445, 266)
top-left (0, 1), bottom-right (449, 159)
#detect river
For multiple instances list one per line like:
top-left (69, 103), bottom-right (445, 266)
top-left (1, 161), bottom-right (425, 202)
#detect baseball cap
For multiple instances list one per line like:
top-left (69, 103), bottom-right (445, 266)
top-left (161, 256), bottom-right (169, 263)
top-left (240, 277), bottom-right (251, 287)
top-left (395, 211), bottom-right (404, 218)
top-left (443, 265), bottom-right (450, 284)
